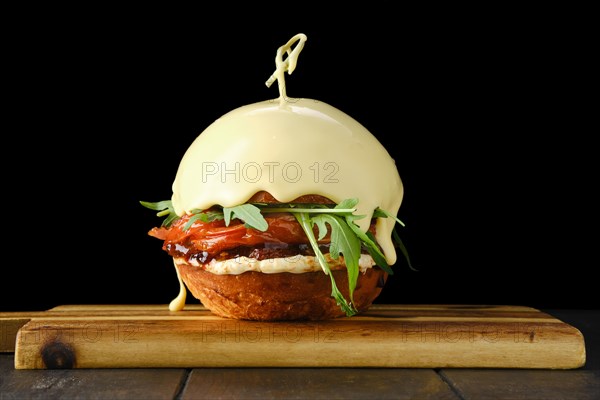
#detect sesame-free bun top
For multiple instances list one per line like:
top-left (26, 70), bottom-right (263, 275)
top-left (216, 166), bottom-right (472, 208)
top-left (171, 98), bottom-right (403, 265)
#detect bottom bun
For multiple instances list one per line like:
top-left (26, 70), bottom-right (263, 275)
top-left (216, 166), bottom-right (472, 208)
top-left (175, 261), bottom-right (388, 321)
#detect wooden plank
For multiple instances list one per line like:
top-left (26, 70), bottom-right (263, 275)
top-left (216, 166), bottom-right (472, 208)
top-left (0, 354), bottom-right (187, 399)
top-left (6, 304), bottom-right (585, 369)
top-left (0, 303), bottom-right (558, 353)
top-left (0, 306), bottom-right (189, 352)
top-left (181, 368), bottom-right (460, 400)
top-left (440, 369), bottom-right (600, 400)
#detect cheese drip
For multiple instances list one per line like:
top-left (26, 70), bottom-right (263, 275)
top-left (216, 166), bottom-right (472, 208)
top-left (168, 259), bottom-right (187, 312)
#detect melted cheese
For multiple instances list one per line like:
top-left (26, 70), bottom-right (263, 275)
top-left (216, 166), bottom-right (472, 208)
top-left (168, 259), bottom-right (187, 311)
top-left (171, 98), bottom-right (404, 265)
top-left (176, 254), bottom-right (375, 275)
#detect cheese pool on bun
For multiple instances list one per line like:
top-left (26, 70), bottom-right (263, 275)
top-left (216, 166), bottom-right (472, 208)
top-left (141, 34), bottom-right (410, 321)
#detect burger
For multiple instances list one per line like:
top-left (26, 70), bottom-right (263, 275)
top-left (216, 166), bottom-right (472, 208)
top-left (141, 34), bottom-right (409, 321)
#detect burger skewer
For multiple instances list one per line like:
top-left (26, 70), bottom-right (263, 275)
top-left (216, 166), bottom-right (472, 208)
top-left (264, 33), bottom-right (307, 105)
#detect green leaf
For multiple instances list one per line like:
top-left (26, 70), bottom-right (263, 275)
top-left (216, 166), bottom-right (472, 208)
top-left (163, 213), bottom-right (180, 228)
top-left (224, 204), bottom-right (269, 232)
top-left (345, 214), bottom-right (394, 275)
top-left (223, 207), bottom-right (233, 226)
top-left (182, 209), bottom-right (225, 231)
top-left (260, 207), bottom-right (355, 215)
top-left (345, 215), bottom-right (386, 268)
top-left (256, 199), bottom-right (357, 216)
top-left (294, 212), bottom-right (357, 317)
top-left (312, 214), bottom-right (361, 307)
top-left (371, 208), bottom-right (387, 218)
top-left (374, 207), bottom-right (405, 227)
top-left (364, 232), bottom-right (394, 274)
top-left (335, 198), bottom-right (359, 210)
top-left (140, 200), bottom-right (179, 227)
top-left (313, 218), bottom-right (329, 241)
top-left (140, 200), bottom-right (173, 211)
top-left (392, 227), bottom-right (417, 271)
top-left (203, 210), bottom-right (225, 222)
top-left (183, 213), bottom-right (209, 231)
top-left (372, 206), bottom-right (415, 272)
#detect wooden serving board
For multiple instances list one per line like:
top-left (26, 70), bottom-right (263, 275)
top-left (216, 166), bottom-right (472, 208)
top-left (1, 304), bottom-right (585, 369)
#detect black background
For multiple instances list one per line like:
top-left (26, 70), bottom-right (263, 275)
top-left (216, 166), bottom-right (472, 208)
top-left (2, 6), bottom-right (596, 311)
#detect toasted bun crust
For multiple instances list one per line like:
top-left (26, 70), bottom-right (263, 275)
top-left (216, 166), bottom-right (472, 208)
top-left (175, 260), bottom-right (387, 321)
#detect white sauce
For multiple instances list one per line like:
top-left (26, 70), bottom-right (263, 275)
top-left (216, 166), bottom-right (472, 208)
top-left (176, 254), bottom-right (376, 275)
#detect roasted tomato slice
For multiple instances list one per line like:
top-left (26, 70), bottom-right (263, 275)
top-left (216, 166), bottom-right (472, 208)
top-left (148, 212), bottom-right (324, 257)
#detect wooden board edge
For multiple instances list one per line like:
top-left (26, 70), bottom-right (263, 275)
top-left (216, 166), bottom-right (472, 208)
top-left (12, 314), bottom-right (588, 370)
top-left (1, 318), bottom-right (30, 353)
top-left (5, 305), bottom-right (587, 369)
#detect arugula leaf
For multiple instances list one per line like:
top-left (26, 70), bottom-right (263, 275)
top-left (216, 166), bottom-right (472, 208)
top-left (183, 213), bottom-right (207, 231)
top-left (374, 207), bottom-right (406, 227)
top-left (345, 214), bottom-right (394, 275)
top-left (141, 200), bottom-right (268, 231)
top-left (393, 226), bottom-right (417, 271)
top-left (372, 206), bottom-right (415, 271)
top-left (222, 207), bottom-right (233, 226)
top-left (294, 212), bottom-right (357, 317)
top-left (203, 210), bottom-right (225, 222)
top-left (140, 200), bottom-right (179, 227)
top-left (260, 207), bottom-right (356, 214)
top-left (335, 198), bottom-right (359, 210)
top-left (312, 214), bottom-right (361, 307)
top-left (182, 210), bottom-right (224, 231)
top-left (313, 217), bottom-right (329, 241)
top-left (223, 204), bottom-right (268, 232)
top-left (365, 232), bottom-right (394, 274)
top-left (371, 208), bottom-right (387, 219)
top-left (140, 200), bottom-right (172, 211)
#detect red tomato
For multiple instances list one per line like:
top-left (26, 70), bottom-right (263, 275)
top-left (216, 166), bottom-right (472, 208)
top-left (148, 213), bottom-right (328, 257)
